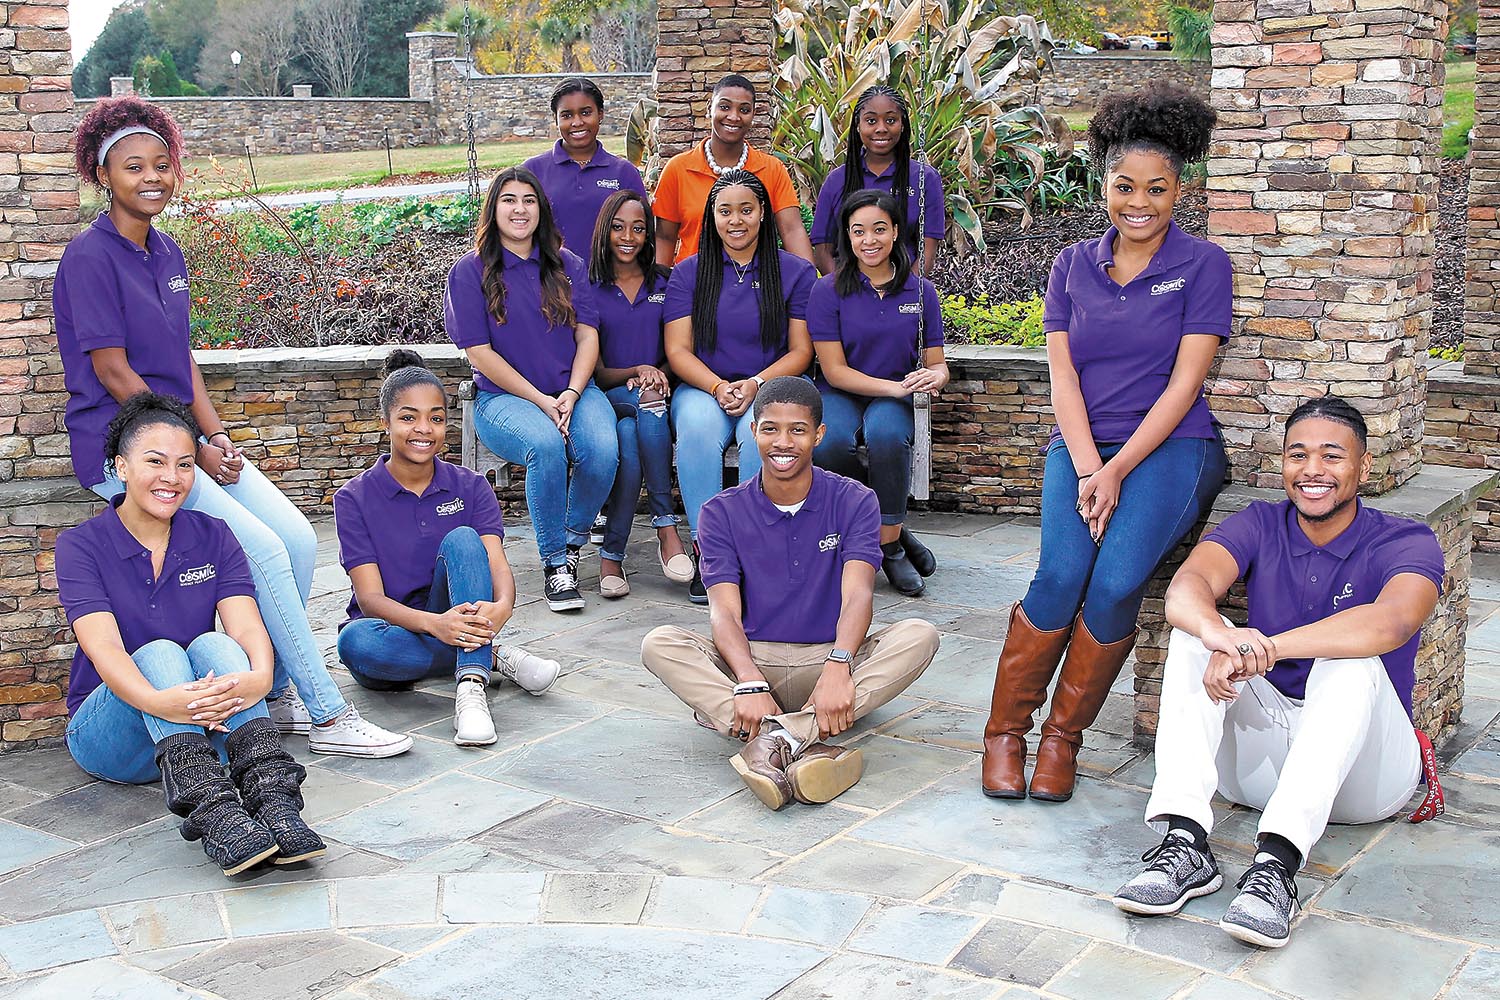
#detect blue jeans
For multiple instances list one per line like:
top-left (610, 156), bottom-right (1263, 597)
top-left (1022, 435), bottom-right (1227, 643)
top-left (814, 389), bottom-right (915, 525)
top-left (66, 633), bottom-right (268, 785)
top-left (336, 527), bottom-right (495, 686)
top-left (92, 457), bottom-right (348, 725)
top-left (671, 385), bottom-right (760, 538)
top-left (472, 385), bottom-right (618, 567)
top-left (602, 384), bottom-right (678, 562)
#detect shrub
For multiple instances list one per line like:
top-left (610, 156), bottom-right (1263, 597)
top-left (941, 292), bottom-right (1045, 347)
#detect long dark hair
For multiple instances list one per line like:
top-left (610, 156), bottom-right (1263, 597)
top-left (473, 166), bottom-right (576, 328)
top-left (841, 86), bottom-right (913, 233)
top-left (588, 189), bottom-right (664, 289)
top-left (691, 169), bottom-right (786, 356)
top-left (833, 189), bottom-right (912, 299)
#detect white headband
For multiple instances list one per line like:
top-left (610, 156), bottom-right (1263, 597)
top-left (97, 126), bottom-right (168, 166)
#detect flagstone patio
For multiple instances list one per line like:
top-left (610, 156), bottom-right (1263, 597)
top-left (0, 512), bottom-right (1497, 1000)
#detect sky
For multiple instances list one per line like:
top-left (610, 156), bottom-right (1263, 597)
top-left (70, 0), bottom-right (128, 59)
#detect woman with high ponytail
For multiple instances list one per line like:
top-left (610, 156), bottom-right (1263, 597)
top-left (982, 83), bottom-right (1232, 803)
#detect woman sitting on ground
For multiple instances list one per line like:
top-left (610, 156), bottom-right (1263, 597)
top-left (56, 96), bottom-right (410, 759)
top-left (664, 169), bottom-right (816, 603)
top-left (445, 166), bottom-right (619, 613)
top-left (810, 190), bottom-right (948, 597)
top-left (811, 85), bottom-right (945, 277)
top-left (587, 191), bottom-right (695, 597)
top-left (334, 351), bottom-right (560, 748)
top-left (58, 393), bottom-right (324, 876)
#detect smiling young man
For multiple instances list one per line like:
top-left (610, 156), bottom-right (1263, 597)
top-left (641, 376), bottom-right (940, 810)
top-left (1111, 396), bottom-right (1446, 949)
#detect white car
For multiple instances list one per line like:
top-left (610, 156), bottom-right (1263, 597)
top-left (1125, 35), bottom-right (1159, 50)
top-left (1060, 40), bottom-right (1099, 55)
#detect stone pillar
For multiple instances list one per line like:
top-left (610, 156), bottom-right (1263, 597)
top-left (655, 0), bottom-right (774, 157)
top-left (109, 75), bottom-right (134, 96)
top-left (1467, 4), bottom-right (1500, 375)
top-left (292, 84), bottom-right (312, 98)
top-left (0, 0), bottom-right (98, 752)
top-left (406, 31), bottom-right (458, 103)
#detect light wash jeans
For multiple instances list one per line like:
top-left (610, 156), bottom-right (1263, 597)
top-left (66, 633), bottom-right (268, 785)
top-left (602, 384), bottom-right (678, 562)
top-left (336, 527), bottom-right (494, 687)
top-left (670, 385), bottom-right (760, 538)
top-left (92, 456), bottom-right (348, 724)
top-left (814, 389), bottom-right (915, 526)
top-left (471, 385), bottom-right (618, 567)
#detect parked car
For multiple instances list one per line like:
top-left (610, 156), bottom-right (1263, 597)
top-left (1148, 31), bottom-right (1173, 51)
top-left (1125, 35), bottom-right (1160, 51)
top-left (1059, 39), bottom-right (1099, 55)
top-left (1099, 32), bottom-right (1129, 51)
top-left (1454, 36), bottom-right (1477, 56)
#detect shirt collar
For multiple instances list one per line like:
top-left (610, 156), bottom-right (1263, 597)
top-left (372, 454), bottom-right (454, 500)
top-left (1286, 498), bottom-right (1366, 559)
top-left (502, 244), bottom-right (542, 268)
top-left (856, 269), bottom-right (916, 295)
top-left (858, 149), bottom-right (895, 182)
top-left (550, 140), bottom-right (606, 168)
top-left (1089, 221), bottom-right (1195, 278)
top-left (751, 467), bottom-right (828, 524)
top-left (720, 248), bottom-right (762, 270)
top-left (103, 494), bottom-right (199, 561)
top-left (93, 213), bottom-right (168, 257)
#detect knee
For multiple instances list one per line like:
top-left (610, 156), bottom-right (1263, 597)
top-left (186, 631), bottom-right (251, 672)
top-left (439, 525), bottom-right (485, 560)
top-left (864, 418), bottom-right (911, 455)
top-left (133, 639), bottom-right (194, 686)
top-left (893, 618), bottom-right (942, 663)
top-left (1083, 566), bottom-right (1149, 618)
top-left (1306, 656), bottom-right (1383, 703)
top-left (281, 511), bottom-right (318, 564)
top-left (1029, 559), bottom-right (1089, 604)
top-left (641, 624), bottom-right (694, 673)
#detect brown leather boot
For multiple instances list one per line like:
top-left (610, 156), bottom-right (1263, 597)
top-left (731, 731), bottom-right (796, 810)
top-left (786, 742), bottom-right (865, 804)
top-left (1029, 617), bottom-right (1136, 802)
top-left (982, 603), bottom-right (1074, 798)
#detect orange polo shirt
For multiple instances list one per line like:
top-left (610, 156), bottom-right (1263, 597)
top-left (652, 144), bottom-right (802, 263)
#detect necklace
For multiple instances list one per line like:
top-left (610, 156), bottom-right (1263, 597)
top-left (704, 138), bottom-right (749, 177)
top-left (729, 257), bottom-right (754, 284)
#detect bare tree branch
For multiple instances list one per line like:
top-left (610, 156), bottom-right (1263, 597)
top-left (297, 0), bottom-right (368, 97)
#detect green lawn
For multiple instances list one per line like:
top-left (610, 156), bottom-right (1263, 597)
top-left (1446, 60), bottom-right (1476, 159)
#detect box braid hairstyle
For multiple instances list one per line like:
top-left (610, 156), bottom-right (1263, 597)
top-left (1085, 80), bottom-right (1216, 181)
top-left (474, 166), bottom-right (576, 329)
top-left (104, 392), bottom-right (202, 476)
top-left (691, 169), bottom-right (787, 358)
top-left (833, 189), bottom-right (913, 299)
top-left (74, 95), bottom-right (185, 185)
top-left (841, 85), bottom-right (914, 232)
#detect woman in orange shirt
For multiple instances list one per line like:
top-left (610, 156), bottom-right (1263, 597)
top-left (652, 73), bottom-right (813, 266)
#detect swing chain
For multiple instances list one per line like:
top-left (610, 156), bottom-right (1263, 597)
top-left (912, 0), bottom-right (931, 364)
top-left (461, 0), bottom-right (480, 209)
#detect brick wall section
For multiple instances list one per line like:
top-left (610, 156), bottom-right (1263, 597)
top-left (1427, 365), bottom-right (1500, 550)
top-left (655, 0), bottom-right (774, 157)
top-left (1041, 54), bottom-right (1209, 110)
top-left (1465, 4), bottom-right (1499, 374)
top-left (1205, 0), bottom-right (1446, 494)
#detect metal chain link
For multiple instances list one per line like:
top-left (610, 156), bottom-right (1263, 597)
top-left (461, 0), bottom-right (480, 210)
top-left (913, 0), bottom-right (930, 361)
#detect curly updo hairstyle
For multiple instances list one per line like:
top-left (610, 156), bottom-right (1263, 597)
top-left (378, 348), bottom-right (446, 418)
top-left (1086, 81), bottom-right (1216, 180)
top-left (104, 392), bottom-right (202, 474)
top-left (74, 96), bottom-right (185, 185)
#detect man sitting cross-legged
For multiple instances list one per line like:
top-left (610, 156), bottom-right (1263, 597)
top-left (641, 376), bottom-right (940, 810)
top-left (1112, 395), bottom-right (1445, 949)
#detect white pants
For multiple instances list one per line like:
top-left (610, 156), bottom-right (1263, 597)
top-left (1145, 626), bottom-right (1420, 863)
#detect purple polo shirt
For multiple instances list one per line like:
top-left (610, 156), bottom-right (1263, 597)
top-left (523, 142), bottom-right (647, 252)
top-left (807, 272), bottom-right (943, 383)
top-left (663, 250), bottom-right (816, 381)
top-left (1206, 499), bottom-right (1445, 718)
top-left (1043, 222), bottom-right (1232, 445)
top-left (699, 468), bottom-right (882, 643)
top-left (810, 156), bottom-right (946, 253)
top-left (55, 216), bottom-right (196, 488)
top-left (55, 499), bottom-right (257, 716)
top-left (334, 455), bottom-right (506, 623)
top-left (444, 246), bottom-right (600, 396)
top-left (592, 270), bottom-right (668, 370)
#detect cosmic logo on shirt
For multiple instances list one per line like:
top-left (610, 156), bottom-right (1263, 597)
top-left (596, 178), bottom-right (621, 190)
top-left (435, 498), bottom-right (466, 517)
top-left (899, 302), bottom-right (922, 315)
top-left (648, 293), bottom-right (666, 304)
top-left (168, 275), bottom-right (190, 294)
top-left (1150, 277), bottom-right (1187, 296)
top-left (817, 533), bottom-right (840, 553)
top-left (178, 563), bottom-right (217, 586)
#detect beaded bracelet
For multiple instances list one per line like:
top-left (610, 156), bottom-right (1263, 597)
top-left (732, 681), bottom-right (771, 697)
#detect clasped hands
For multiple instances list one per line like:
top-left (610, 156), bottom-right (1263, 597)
top-left (1198, 623), bottom-right (1279, 704)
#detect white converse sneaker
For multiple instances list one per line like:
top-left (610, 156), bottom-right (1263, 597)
top-left (453, 679), bottom-right (497, 746)
top-left (494, 644), bottom-right (561, 695)
top-left (266, 689), bottom-right (312, 735)
top-left (307, 706), bottom-right (413, 758)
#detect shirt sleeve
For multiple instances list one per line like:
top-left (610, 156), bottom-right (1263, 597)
top-left (58, 246), bottom-right (130, 353)
top-left (213, 526), bottom-right (257, 602)
top-left (333, 486), bottom-right (378, 573)
top-left (810, 170), bottom-right (841, 246)
top-left (920, 278), bottom-right (944, 349)
top-left (566, 253), bottom-right (600, 329)
top-left (785, 255), bottom-right (815, 321)
top-left (443, 254), bottom-right (492, 349)
top-left (839, 485), bottom-right (883, 570)
top-left (806, 276), bottom-right (841, 343)
top-left (762, 157), bottom-right (802, 216)
top-left (1182, 243), bottom-right (1234, 340)
top-left (465, 473), bottom-right (507, 540)
top-left (652, 154), bottom-right (685, 225)
top-left (1377, 522), bottom-right (1446, 592)
top-left (1042, 244), bottom-right (1075, 332)
top-left (697, 496), bottom-right (743, 589)
top-left (1202, 503), bottom-right (1268, 578)
top-left (921, 165), bottom-right (946, 240)
top-left (55, 526), bottom-right (113, 623)
top-left (663, 255), bottom-right (698, 323)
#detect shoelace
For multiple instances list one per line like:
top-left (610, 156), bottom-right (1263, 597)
top-left (1236, 860), bottom-right (1298, 908)
top-left (1139, 836), bottom-right (1203, 876)
top-left (456, 681), bottom-right (487, 711)
top-left (549, 567), bottom-right (579, 591)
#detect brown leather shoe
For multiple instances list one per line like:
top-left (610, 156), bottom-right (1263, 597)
top-left (982, 603), bottom-right (1073, 798)
top-left (1029, 617), bottom-right (1136, 802)
top-left (731, 732), bottom-right (796, 810)
top-left (786, 741), bottom-right (865, 804)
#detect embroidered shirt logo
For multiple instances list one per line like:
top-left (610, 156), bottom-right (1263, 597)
top-left (751, 280), bottom-right (761, 289)
top-left (898, 302), bottom-right (922, 314)
top-left (817, 533), bottom-right (840, 553)
top-left (648, 292), bottom-right (666, 304)
top-left (435, 498), bottom-right (466, 516)
top-left (168, 275), bottom-right (190, 294)
top-left (1332, 582), bottom-right (1355, 609)
top-left (596, 178), bottom-right (621, 190)
top-left (178, 563), bottom-right (216, 586)
top-left (1151, 277), bottom-right (1186, 296)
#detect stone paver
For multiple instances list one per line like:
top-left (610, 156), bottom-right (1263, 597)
top-left (0, 513), bottom-right (1493, 998)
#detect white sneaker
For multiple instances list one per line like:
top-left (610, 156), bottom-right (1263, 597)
top-left (453, 679), bottom-right (497, 746)
top-left (308, 706), bottom-right (414, 758)
top-left (494, 644), bottom-right (561, 695)
top-left (266, 689), bottom-right (312, 735)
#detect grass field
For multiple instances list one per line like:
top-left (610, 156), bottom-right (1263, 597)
top-left (1445, 60), bottom-right (1476, 159)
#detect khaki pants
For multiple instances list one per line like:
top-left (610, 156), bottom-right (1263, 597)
top-left (641, 618), bottom-right (940, 744)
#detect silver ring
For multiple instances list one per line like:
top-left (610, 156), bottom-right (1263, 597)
top-left (1237, 643), bottom-right (1252, 655)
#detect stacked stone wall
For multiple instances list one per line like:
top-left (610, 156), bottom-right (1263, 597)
top-left (1042, 54), bottom-right (1209, 109)
top-left (655, 0), bottom-right (774, 157)
top-left (427, 65), bottom-right (652, 145)
top-left (1465, 3), bottom-right (1500, 374)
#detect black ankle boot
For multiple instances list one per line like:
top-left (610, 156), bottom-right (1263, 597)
top-left (689, 540), bottom-right (708, 605)
top-left (227, 717), bottom-right (326, 865)
top-left (899, 526), bottom-right (937, 577)
top-left (881, 541), bottom-right (926, 597)
top-left (155, 732), bottom-right (278, 876)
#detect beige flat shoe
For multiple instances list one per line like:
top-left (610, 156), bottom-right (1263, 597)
top-left (600, 573), bottom-right (630, 599)
top-left (659, 543), bottom-right (695, 583)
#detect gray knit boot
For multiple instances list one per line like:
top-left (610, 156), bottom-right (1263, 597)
top-left (155, 732), bottom-right (278, 876)
top-left (227, 717), bottom-right (326, 865)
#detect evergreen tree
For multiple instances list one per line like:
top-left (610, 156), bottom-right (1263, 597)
top-left (358, 0), bottom-right (445, 97)
top-left (75, 3), bottom-right (164, 98)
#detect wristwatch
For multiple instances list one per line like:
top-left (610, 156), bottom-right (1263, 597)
top-left (752, 375), bottom-right (766, 388)
top-left (826, 648), bottom-right (854, 672)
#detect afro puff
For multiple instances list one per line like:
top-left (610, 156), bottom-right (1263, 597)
top-left (74, 96), bottom-right (185, 186)
top-left (104, 391), bottom-right (201, 471)
top-left (1086, 81), bottom-right (1216, 179)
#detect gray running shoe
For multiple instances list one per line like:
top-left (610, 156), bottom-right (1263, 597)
top-left (1114, 831), bottom-right (1223, 915)
top-left (1220, 858), bottom-right (1299, 948)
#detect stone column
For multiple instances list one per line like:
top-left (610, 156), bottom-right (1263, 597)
top-left (1467, 4), bottom-right (1500, 375)
top-left (406, 31), bottom-right (457, 103)
top-left (109, 75), bottom-right (134, 96)
top-left (655, 0), bottom-right (774, 157)
top-left (0, 0), bottom-right (97, 752)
